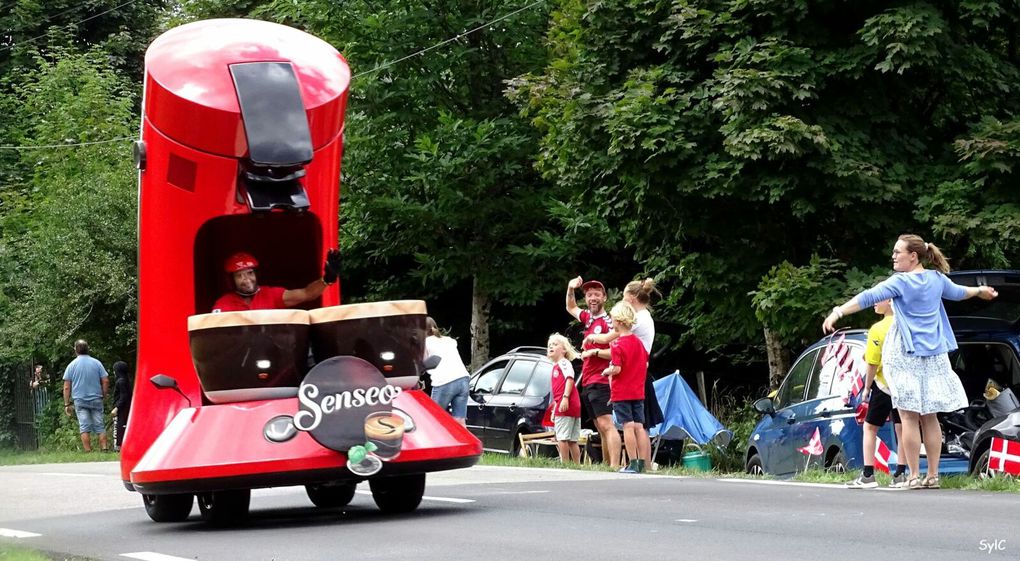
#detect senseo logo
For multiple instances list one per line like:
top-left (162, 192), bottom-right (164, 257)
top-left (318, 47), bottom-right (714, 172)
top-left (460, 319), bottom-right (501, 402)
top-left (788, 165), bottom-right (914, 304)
top-left (295, 383), bottom-right (402, 431)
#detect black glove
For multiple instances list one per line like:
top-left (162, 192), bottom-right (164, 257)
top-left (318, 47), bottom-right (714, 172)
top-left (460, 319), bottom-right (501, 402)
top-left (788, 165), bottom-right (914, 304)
top-left (323, 248), bottom-right (341, 284)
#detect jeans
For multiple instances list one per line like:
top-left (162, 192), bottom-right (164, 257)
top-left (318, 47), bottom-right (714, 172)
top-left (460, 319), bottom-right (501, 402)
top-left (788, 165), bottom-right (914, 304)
top-left (431, 377), bottom-right (469, 419)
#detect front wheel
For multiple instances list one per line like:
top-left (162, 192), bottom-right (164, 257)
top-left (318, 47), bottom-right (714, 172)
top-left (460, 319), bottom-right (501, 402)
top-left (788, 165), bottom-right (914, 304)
top-left (972, 448), bottom-right (991, 478)
top-left (197, 489), bottom-right (251, 525)
top-left (142, 493), bottom-right (193, 522)
top-left (827, 450), bottom-right (848, 474)
top-left (369, 473), bottom-right (426, 514)
top-left (306, 482), bottom-right (356, 508)
top-left (745, 453), bottom-right (764, 476)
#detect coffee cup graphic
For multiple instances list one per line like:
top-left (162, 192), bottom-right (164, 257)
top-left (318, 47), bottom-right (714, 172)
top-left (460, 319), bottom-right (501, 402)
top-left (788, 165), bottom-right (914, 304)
top-left (363, 411), bottom-right (406, 460)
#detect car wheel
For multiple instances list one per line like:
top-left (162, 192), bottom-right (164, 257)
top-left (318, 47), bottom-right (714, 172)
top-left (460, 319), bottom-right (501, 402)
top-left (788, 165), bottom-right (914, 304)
top-left (745, 452), bottom-right (765, 476)
top-left (512, 431), bottom-right (526, 457)
top-left (197, 489), bottom-right (250, 525)
top-left (142, 493), bottom-right (193, 522)
top-left (826, 450), bottom-right (848, 473)
top-left (972, 448), bottom-right (991, 478)
top-left (369, 473), bottom-right (426, 514)
top-left (306, 482), bottom-right (356, 508)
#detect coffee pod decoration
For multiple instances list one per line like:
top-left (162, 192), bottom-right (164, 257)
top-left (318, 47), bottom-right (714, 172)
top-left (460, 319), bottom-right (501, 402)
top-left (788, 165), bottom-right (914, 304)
top-left (347, 441), bottom-right (383, 476)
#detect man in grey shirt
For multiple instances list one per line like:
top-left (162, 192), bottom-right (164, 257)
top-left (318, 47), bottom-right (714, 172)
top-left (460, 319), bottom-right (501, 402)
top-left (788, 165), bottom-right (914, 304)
top-left (62, 339), bottom-right (110, 452)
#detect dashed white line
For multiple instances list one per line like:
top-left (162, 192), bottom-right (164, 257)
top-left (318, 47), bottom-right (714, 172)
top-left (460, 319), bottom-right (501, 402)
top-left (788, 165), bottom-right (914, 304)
top-left (354, 490), bottom-right (474, 503)
top-left (488, 490), bottom-right (550, 495)
top-left (121, 553), bottom-right (195, 561)
top-left (0, 528), bottom-right (41, 538)
top-left (675, 519), bottom-right (698, 523)
top-left (717, 478), bottom-right (845, 489)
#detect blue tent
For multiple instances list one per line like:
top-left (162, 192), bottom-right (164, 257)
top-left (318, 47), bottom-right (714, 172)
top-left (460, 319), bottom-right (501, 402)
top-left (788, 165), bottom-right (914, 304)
top-left (649, 371), bottom-right (732, 457)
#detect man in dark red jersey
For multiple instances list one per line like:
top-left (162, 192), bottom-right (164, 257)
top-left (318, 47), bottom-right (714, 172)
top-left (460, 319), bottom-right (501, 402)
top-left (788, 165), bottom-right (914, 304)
top-left (566, 276), bottom-right (622, 468)
top-left (212, 250), bottom-right (341, 312)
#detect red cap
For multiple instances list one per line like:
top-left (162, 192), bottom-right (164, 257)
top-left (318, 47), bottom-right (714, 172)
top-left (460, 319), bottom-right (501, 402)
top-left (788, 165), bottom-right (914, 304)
top-left (224, 252), bottom-right (258, 273)
top-left (581, 280), bottom-right (606, 294)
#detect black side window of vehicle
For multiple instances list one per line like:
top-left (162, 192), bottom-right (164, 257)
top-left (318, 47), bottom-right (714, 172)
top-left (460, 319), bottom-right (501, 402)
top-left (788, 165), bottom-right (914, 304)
top-left (472, 360), bottom-right (508, 394)
top-left (525, 361), bottom-right (553, 397)
top-left (775, 349), bottom-right (820, 409)
top-left (498, 360), bottom-right (536, 395)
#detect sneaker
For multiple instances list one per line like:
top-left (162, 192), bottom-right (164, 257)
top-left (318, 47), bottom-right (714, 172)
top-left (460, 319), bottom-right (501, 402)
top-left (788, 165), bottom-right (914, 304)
top-left (888, 473), bottom-right (907, 489)
top-left (846, 474), bottom-right (878, 489)
top-left (619, 460), bottom-right (640, 474)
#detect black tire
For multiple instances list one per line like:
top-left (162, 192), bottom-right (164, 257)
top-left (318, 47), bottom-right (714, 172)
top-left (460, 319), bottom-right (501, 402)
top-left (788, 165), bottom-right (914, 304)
top-left (512, 431), bottom-right (525, 457)
top-left (745, 452), bottom-right (764, 476)
top-left (827, 450), bottom-right (848, 473)
top-left (197, 489), bottom-right (251, 525)
top-left (305, 482), bottom-right (356, 508)
top-left (142, 493), bottom-right (193, 523)
top-left (972, 448), bottom-right (991, 478)
top-left (369, 473), bottom-right (426, 514)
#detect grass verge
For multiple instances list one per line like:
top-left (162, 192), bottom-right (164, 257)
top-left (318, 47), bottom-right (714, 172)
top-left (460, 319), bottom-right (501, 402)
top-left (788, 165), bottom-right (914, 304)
top-left (0, 450), bottom-right (119, 466)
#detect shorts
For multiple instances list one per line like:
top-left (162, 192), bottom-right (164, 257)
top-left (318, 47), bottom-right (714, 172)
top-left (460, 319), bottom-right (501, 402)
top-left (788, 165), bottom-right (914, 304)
top-left (865, 386), bottom-right (902, 426)
top-left (73, 398), bottom-right (106, 434)
top-left (613, 400), bottom-right (645, 425)
top-left (431, 377), bottom-right (469, 418)
top-left (582, 383), bottom-right (613, 418)
top-left (553, 415), bottom-right (581, 442)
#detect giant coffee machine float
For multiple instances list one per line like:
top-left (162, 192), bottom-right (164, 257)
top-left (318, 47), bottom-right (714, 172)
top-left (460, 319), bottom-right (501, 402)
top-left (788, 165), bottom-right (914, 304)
top-left (122, 19), bottom-right (481, 524)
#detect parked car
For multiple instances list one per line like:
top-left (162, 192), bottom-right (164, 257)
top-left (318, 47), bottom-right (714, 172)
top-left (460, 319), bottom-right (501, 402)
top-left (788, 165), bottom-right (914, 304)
top-left (969, 410), bottom-right (1020, 476)
top-left (746, 270), bottom-right (1020, 477)
top-left (466, 346), bottom-right (555, 455)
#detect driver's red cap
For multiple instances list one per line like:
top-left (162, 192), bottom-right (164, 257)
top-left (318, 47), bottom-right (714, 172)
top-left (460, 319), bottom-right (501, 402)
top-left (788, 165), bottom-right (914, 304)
top-left (581, 280), bottom-right (606, 294)
top-left (224, 252), bottom-right (258, 273)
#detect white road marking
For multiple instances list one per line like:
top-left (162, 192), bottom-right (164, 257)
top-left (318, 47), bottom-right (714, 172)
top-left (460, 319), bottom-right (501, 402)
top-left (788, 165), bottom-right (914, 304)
top-left (717, 478), bottom-right (846, 489)
top-left (488, 490), bottom-right (550, 495)
top-left (0, 528), bottom-right (41, 538)
top-left (675, 519), bottom-right (698, 523)
top-left (121, 553), bottom-right (196, 561)
top-left (354, 490), bottom-right (474, 503)
top-left (38, 472), bottom-right (108, 478)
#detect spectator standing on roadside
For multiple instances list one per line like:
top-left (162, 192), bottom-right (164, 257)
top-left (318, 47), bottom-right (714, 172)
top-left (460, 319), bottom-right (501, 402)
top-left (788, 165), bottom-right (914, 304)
top-left (62, 340), bottom-right (110, 452)
top-left (824, 234), bottom-right (997, 490)
top-left (623, 278), bottom-right (663, 467)
top-left (111, 361), bottom-right (133, 451)
top-left (30, 364), bottom-right (50, 417)
top-left (566, 276), bottom-right (622, 468)
top-left (602, 301), bottom-right (650, 473)
top-left (846, 300), bottom-right (906, 489)
top-left (425, 317), bottom-right (471, 426)
top-left (547, 333), bottom-right (582, 463)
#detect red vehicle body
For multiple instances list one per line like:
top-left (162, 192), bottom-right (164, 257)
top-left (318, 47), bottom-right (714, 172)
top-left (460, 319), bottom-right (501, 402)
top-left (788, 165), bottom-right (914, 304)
top-left (122, 19), bottom-right (481, 522)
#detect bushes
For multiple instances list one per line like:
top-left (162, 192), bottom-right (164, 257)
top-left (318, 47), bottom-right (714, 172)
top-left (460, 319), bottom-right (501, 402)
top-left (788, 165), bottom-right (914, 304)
top-left (709, 396), bottom-right (763, 473)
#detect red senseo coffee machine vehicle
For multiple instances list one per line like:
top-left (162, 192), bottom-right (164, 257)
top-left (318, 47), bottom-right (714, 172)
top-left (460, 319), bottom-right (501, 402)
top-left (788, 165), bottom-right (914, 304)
top-left (123, 19), bottom-right (481, 523)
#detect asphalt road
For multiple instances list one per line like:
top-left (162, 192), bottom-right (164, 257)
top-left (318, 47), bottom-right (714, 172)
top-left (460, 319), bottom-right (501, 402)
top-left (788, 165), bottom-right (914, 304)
top-left (0, 462), bottom-right (1014, 561)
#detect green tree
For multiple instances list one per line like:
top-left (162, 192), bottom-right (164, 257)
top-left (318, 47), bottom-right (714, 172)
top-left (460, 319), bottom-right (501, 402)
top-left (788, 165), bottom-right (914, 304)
top-left (511, 0), bottom-right (1020, 380)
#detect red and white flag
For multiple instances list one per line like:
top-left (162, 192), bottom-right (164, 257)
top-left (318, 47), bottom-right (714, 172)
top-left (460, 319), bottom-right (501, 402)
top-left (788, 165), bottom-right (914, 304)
top-left (843, 368), bottom-right (866, 405)
top-left (821, 332), bottom-right (847, 364)
top-left (874, 437), bottom-right (896, 474)
top-left (798, 427), bottom-right (823, 456)
top-left (988, 437), bottom-right (1020, 476)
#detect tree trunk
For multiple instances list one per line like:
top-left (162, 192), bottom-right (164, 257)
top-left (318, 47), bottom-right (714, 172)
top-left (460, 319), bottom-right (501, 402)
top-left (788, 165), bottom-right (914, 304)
top-left (469, 278), bottom-right (491, 371)
top-left (763, 327), bottom-right (790, 390)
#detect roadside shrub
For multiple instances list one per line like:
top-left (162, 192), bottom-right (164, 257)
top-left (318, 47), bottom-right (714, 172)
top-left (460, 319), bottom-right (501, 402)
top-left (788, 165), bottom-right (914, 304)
top-left (708, 395), bottom-right (762, 473)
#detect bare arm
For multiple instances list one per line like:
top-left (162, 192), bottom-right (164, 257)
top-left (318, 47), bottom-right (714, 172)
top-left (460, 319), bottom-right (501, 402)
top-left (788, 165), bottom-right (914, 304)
top-left (863, 363), bottom-right (877, 399)
top-left (565, 277), bottom-right (582, 320)
top-left (559, 378), bottom-right (575, 413)
top-left (822, 299), bottom-right (864, 333)
top-left (585, 331), bottom-right (619, 346)
top-left (102, 377), bottom-right (109, 400)
top-left (63, 381), bottom-right (72, 416)
top-left (283, 278), bottom-right (328, 307)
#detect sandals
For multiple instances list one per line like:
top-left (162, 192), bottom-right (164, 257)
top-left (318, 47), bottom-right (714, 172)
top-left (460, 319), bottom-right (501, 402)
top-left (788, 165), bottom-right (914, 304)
top-left (922, 475), bottom-right (940, 489)
top-left (902, 477), bottom-right (924, 490)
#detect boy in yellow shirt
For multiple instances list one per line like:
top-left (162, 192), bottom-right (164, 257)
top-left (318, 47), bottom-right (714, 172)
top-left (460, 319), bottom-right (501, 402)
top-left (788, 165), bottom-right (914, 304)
top-left (847, 299), bottom-right (906, 488)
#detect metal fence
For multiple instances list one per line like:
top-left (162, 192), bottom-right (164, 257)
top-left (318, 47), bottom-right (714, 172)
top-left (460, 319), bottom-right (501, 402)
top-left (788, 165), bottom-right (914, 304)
top-left (13, 363), bottom-right (40, 449)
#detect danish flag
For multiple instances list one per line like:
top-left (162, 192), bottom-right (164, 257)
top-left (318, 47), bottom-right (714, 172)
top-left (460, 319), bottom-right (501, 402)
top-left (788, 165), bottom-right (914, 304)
top-left (987, 437), bottom-right (1020, 476)
top-left (874, 437), bottom-right (896, 474)
top-left (798, 427), bottom-right (823, 456)
top-left (821, 332), bottom-right (847, 365)
top-left (843, 368), bottom-right (866, 405)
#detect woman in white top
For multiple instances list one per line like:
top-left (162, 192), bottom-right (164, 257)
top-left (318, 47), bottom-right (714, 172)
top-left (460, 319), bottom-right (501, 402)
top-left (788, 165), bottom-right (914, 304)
top-left (424, 317), bottom-right (471, 425)
top-left (623, 278), bottom-right (663, 465)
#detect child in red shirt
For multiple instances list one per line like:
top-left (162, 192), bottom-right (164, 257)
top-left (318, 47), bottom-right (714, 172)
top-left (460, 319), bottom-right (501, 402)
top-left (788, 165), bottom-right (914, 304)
top-left (602, 301), bottom-right (649, 473)
top-left (547, 333), bottom-right (581, 463)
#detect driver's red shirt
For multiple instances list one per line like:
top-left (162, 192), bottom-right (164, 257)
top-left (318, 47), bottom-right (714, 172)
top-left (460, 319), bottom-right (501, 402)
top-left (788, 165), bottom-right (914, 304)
top-left (212, 286), bottom-right (286, 312)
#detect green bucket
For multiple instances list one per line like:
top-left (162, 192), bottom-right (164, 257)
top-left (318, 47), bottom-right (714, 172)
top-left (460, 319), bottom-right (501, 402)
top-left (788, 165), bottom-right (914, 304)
top-left (682, 445), bottom-right (712, 472)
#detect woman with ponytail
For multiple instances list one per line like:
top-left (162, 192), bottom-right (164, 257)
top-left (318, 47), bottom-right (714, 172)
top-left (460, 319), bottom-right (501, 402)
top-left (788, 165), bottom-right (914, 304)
top-left (822, 234), bottom-right (997, 489)
top-left (623, 278), bottom-right (663, 468)
top-left (424, 317), bottom-right (471, 426)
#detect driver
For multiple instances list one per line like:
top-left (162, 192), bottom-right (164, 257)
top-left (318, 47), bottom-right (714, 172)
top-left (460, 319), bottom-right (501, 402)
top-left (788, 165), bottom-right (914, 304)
top-left (212, 249), bottom-right (342, 312)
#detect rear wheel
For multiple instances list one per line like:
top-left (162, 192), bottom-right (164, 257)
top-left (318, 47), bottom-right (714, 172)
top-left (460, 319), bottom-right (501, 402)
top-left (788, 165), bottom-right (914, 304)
top-left (826, 450), bottom-right (848, 473)
top-left (142, 493), bottom-right (193, 522)
top-left (745, 453), bottom-right (764, 476)
top-left (197, 489), bottom-right (251, 525)
top-left (369, 473), bottom-right (426, 513)
top-left (972, 448), bottom-right (991, 478)
top-left (306, 482), bottom-right (357, 508)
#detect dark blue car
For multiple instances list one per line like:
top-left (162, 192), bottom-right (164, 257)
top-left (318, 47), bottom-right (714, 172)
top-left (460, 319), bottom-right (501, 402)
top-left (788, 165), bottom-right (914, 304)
top-left (747, 270), bottom-right (1020, 477)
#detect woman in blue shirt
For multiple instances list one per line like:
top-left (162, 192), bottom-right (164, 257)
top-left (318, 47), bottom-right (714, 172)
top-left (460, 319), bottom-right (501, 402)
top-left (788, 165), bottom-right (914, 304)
top-left (822, 234), bottom-right (997, 489)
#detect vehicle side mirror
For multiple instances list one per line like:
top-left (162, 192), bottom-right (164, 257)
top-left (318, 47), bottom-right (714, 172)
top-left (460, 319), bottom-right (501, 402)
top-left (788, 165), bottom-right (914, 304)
top-left (150, 374), bottom-right (192, 407)
top-left (470, 390), bottom-right (486, 403)
top-left (422, 355), bottom-right (441, 371)
top-left (753, 397), bottom-right (776, 416)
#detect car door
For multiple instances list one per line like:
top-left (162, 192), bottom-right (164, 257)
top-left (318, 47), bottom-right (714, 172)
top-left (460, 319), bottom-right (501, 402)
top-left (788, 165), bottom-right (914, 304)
top-left (466, 359), bottom-right (508, 448)
top-left (485, 358), bottom-right (539, 452)
top-left (756, 348), bottom-right (820, 475)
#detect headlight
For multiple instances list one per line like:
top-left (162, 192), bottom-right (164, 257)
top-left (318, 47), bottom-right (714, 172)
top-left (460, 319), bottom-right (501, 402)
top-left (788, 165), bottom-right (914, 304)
top-left (264, 415), bottom-right (297, 443)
